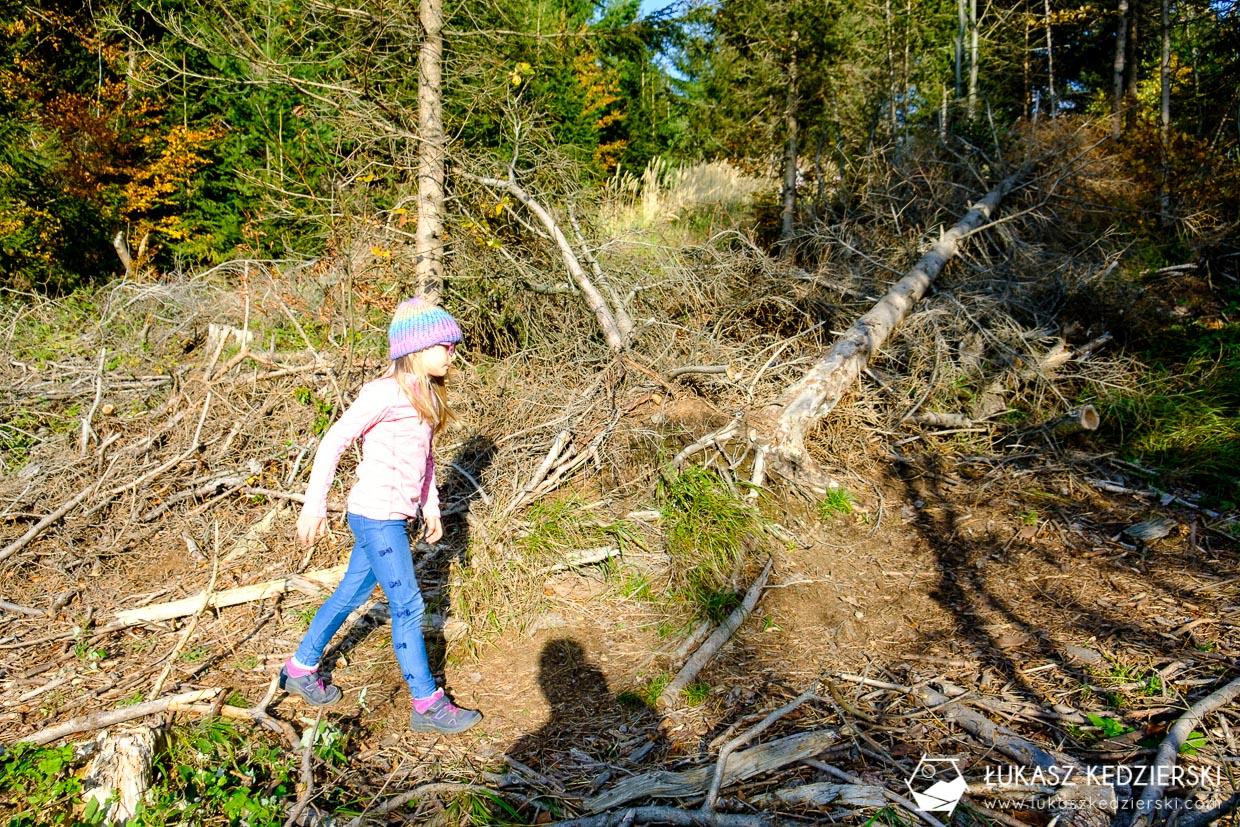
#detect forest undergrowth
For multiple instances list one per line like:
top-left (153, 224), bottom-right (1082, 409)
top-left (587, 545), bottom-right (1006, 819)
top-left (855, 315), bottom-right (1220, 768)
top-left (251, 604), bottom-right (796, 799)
top-left (1, 125), bottom-right (1239, 826)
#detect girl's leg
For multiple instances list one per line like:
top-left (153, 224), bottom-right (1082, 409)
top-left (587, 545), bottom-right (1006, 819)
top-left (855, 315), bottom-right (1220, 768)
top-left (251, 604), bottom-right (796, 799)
top-left (293, 522), bottom-right (379, 669)
top-left (348, 515), bottom-right (436, 699)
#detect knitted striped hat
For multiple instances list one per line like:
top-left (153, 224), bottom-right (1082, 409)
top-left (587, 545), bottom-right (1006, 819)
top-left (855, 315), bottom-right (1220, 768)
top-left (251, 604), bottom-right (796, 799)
top-left (388, 297), bottom-right (462, 361)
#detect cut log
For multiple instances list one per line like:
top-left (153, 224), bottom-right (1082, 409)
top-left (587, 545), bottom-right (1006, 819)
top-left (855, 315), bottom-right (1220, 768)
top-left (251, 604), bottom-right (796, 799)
top-left (1000, 404), bottom-right (1101, 446)
top-left (82, 725), bottom-right (156, 826)
top-left (585, 728), bottom-right (840, 812)
top-left (749, 168), bottom-right (1027, 488)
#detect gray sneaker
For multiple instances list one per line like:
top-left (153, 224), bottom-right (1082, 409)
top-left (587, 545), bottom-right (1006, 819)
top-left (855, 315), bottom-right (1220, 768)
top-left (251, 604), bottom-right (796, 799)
top-left (279, 666), bottom-right (342, 707)
top-left (409, 692), bottom-right (482, 734)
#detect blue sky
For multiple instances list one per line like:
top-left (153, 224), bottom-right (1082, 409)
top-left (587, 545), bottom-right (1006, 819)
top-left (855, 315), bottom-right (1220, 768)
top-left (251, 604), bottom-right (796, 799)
top-left (639, 0), bottom-right (677, 17)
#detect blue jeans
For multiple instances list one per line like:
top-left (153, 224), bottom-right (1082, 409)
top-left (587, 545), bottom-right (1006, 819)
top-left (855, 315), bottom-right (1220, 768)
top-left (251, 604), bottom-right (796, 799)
top-left (294, 513), bottom-right (436, 698)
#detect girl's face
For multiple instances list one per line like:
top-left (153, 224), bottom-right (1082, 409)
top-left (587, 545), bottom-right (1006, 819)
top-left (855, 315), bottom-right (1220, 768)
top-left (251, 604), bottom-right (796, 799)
top-left (418, 342), bottom-right (456, 377)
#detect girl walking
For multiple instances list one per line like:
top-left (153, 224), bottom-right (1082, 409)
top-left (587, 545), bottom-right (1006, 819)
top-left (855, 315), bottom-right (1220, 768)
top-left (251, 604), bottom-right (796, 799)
top-left (279, 297), bottom-right (482, 735)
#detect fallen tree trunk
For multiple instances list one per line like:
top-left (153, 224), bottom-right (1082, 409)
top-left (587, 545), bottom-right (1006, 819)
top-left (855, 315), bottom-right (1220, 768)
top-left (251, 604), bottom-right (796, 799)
top-left (19, 689), bottom-right (219, 746)
top-left (658, 558), bottom-right (773, 708)
top-left (585, 728), bottom-right (840, 811)
top-left (112, 565), bottom-right (347, 627)
top-left (750, 168), bottom-right (1027, 489)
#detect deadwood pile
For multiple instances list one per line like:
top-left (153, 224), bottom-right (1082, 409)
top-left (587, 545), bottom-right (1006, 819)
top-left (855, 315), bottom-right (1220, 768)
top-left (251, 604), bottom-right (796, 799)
top-left (1, 163), bottom-right (1239, 827)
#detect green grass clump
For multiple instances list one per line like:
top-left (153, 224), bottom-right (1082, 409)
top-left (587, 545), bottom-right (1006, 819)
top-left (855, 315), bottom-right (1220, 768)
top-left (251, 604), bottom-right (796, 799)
top-left (1097, 352), bottom-right (1240, 503)
top-left (518, 497), bottom-right (595, 561)
top-left (617, 672), bottom-right (672, 709)
top-left (816, 488), bottom-right (854, 518)
top-left (517, 496), bottom-right (633, 564)
top-left (658, 465), bottom-right (759, 619)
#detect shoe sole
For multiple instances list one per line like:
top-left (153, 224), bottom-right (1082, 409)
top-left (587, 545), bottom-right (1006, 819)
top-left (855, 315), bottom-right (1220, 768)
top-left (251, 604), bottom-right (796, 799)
top-left (278, 673), bottom-right (343, 707)
top-left (409, 714), bottom-right (482, 734)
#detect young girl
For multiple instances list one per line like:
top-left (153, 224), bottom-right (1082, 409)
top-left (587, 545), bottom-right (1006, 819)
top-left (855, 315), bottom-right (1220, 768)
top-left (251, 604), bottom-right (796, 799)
top-left (279, 297), bottom-right (482, 735)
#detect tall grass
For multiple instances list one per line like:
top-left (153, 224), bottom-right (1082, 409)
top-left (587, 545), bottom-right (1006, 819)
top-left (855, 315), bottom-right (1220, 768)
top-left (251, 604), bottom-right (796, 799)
top-left (603, 158), bottom-right (772, 233)
top-left (658, 465), bottom-right (761, 620)
top-left (1098, 354), bottom-right (1240, 503)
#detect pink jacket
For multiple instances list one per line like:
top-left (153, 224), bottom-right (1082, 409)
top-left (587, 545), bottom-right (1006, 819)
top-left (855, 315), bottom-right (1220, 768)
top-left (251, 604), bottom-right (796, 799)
top-left (299, 377), bottom-right (440, 521)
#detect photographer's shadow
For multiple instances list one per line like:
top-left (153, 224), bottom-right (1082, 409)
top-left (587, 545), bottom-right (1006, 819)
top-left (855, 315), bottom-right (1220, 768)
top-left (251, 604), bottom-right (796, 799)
top-left (505, 638), bottom-right (664, 808)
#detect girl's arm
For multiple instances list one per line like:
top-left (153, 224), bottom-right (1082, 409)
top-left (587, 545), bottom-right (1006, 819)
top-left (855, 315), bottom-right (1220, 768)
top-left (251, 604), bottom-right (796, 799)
top-left (420, 446), bottom-right (444, 543)
top-left (300, 383), bottom-right (389, 519)
top-left (420, 446), bottom-right (441, 519)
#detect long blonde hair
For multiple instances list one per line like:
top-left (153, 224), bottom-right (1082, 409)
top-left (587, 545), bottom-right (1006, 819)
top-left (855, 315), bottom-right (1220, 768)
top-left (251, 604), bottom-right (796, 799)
top-left (392, 353), bottom-right (454, 435)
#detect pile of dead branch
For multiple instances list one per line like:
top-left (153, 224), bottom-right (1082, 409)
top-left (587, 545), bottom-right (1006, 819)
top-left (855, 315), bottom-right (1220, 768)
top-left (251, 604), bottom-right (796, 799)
top-left (2, 135), bottom-right (1238, 826)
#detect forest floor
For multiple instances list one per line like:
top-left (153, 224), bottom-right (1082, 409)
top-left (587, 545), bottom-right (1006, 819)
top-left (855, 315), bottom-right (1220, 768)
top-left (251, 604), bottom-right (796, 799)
top-left (3, 369), bottom-right (1237, 822)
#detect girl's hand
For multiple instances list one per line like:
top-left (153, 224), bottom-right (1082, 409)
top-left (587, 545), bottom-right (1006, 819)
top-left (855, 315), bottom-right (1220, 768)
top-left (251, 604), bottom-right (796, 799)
top-left (297, 513), bottom-right (329, 547)
top-left (423, 514), bottom-right (443, 544)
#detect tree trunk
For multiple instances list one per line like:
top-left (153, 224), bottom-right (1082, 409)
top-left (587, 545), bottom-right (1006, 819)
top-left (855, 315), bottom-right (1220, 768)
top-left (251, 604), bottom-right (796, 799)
top-left (885, 0), bottom-right (898, 134)
top-left (778, 33), bottom-right (799, 260)
top-left (416, 0), bottom-right (446, 300)
top-left (956, 0), bottom-right (966, 101)
top-left (1023, 8), bottom-right (1032, 119)
top-left (1125, 0), bottom-right (1140, 130)
top-left (968, 0), bottom-right (979, 119)
top-left (751, 168), bottom-right (1026, 488)
top-left (1159, 0), bottom-right (1171, 223)
top-left (1112, 0), bottom-right (1130, 137)
top-left (1044, 0), bottom-right (1057, 116)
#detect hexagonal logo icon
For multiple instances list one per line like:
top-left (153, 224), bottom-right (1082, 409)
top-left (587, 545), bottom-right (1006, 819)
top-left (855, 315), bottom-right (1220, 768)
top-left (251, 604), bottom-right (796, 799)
top-left (907, 756), bottom-right (966, 816)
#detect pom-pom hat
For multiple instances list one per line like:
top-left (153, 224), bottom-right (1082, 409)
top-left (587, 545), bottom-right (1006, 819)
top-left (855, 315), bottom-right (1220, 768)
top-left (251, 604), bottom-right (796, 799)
top-left (388, 297), bottom-right (463, 361)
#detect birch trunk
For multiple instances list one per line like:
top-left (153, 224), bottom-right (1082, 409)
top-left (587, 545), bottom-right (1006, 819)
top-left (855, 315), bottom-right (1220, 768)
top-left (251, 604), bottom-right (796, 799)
top-left (416, 0), bottom-right (446, 300)
top-left (956, 0), bottom-right (965, 100)
top-left (751, 168), bottom-right (1026, 487)
top-left (1125, 1), bottom-right (1140, 130)
top-left (1044, 0), bottom-right (1057, 116)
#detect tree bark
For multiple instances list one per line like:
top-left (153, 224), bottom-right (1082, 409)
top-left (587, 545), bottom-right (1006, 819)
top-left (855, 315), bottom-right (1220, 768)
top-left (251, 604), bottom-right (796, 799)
top-left (1124, 0), bottom-right (1140, 130)
top-left (751, 168), bottom-right (1026, 488)
top-left (1044, 0), bottom-right (1057, 116)
top-left (1159, 0), bottom-right (1171, 224)
top-left (956, 0), bottom-right (966, 101)
top-left (778, 32), bottom-right (800, 260)
top-left (967, 0), bottom-right (979, 118)
top-left (1112, 0), bottom-right (1130, 137)
top-left (416, 0), bottom-right (446, 300)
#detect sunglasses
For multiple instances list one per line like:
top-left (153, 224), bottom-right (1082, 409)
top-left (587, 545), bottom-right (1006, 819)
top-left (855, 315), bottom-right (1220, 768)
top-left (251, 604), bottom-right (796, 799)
top-left (441, 342), bottom-right (457, 356)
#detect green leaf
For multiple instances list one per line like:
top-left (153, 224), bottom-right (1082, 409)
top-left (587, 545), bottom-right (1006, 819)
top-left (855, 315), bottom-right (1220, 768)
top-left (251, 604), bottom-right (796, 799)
top-left (1087, 712), bottom-right (1133, 738)
top-left (1181, 730), bottom-right (1208, 754)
